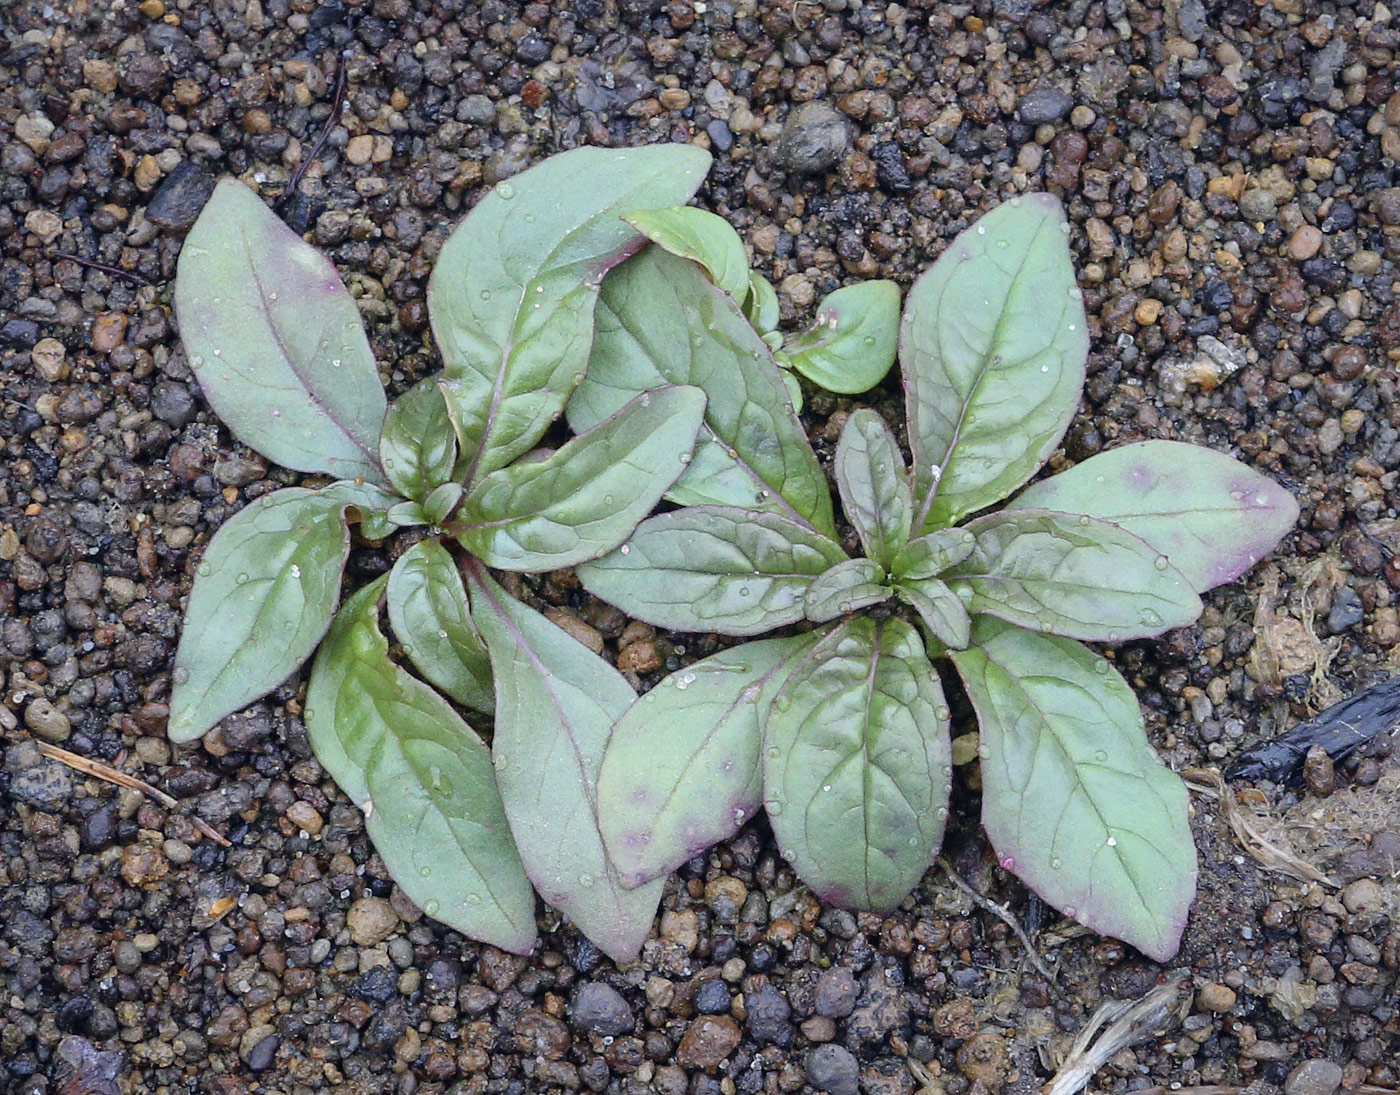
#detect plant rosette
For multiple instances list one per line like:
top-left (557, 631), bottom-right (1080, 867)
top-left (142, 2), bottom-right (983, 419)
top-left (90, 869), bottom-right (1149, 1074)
top-left (165, 145), bottom-right (722, 960)
top-left (575, 194), bottom-right (1299, 961)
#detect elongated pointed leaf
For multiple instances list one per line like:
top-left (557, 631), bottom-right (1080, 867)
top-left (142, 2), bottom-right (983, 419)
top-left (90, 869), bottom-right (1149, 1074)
top-left (624, 207), bottom-right (751, 302)
top-left (465, 564), bottom-right (662, 962)
top-left (805, 559), bottom-right (890, 623)
top-left (890, 527), bottom-right (977, 580)
top-left (780, 281), bottom-right (900, 394)
top-left (945, 509), bottom-right (1202, 641)
top-left (455, 386), bottom-right (705, 570)
top-left (835, 409), bottom-right (913, 568)
top-left (386, 540), bottom-right (493, 714)
top-left (902, 195), bottom-right (1087, 531)
top-left (380, 379), bottom-right (457, 502)
top-left (168, 487), bottom-right (359, 742)
top-left (569, 247), bottom-right (836, 536)
top-left (577, 506), bottom-right (847, 637)
top-left (897, 577), bottom-right (971, 650)
top-left (599, 634), bottom-right (820, 888)
top-left (764, 618), bottom-right (951, 910)
top-left (1010, 440), bottom-right (1299, 593)
top-left (175, 179), bottom-right (386, 482)
top-left (950, 618), bottom-right (1196, 961)
top-left (429, 146), bottom-right (710, 486)
top-left (306, 580), bottom-right (537, 954)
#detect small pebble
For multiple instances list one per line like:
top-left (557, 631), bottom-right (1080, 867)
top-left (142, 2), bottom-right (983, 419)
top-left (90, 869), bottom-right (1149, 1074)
top-left (774, 101), bottom-right (850, 174)
top-left (805, 1044), bottom-right (860, 1095)
top-left (347, 897), bottom-right (400, 946)
top-left (569, 982), bottom-right (634, 1036)
top-left (1197, 982), bottom-right (1237, 1012)
top-left (1283, 1060), bottom-right (1344, 1095)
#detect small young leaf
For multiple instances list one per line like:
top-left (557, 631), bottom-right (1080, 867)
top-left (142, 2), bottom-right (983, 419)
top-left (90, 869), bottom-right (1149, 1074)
top-left (386, 539), bottom-right (493, 714)
top-left (764, 618), bottom-right (952, 910)
top-left (598, 634), bottom-right (820, 888)
top-left (322, 479), bottom-right (402, 541)
top-left (422, 483), bottom-right (464, 526)
top-left (577, 506), bottom-right (847, 637)
top-left (168, 487), bottom-right (358, 743)
top-left (306, 580), bottom-right (537, 955)
top-left (455, 386), bottom-right (705, 571)
top-left (889, 527), bottom-right (977, 580)
top-left (429, 145), bottom-right (710, 486)
top-left (174, 179), bottom-right (387, 483)
top-left (950, 617), bottom-right (1196, 961)
top-left (896, 578), bottom-right (971, 650)
top-left (569, 247), bottom-right (836, 536)
top-left (745, 271), bottom-right (780, 331)
top-left (944, 509), bottom-right (1202, 641)
top-left (835, 408), bottom-right (913, 568)
top-left (902, 195), bottom-right (1088, 531)
top-left (466, 564), bottom-right (663, 963)
top-left (780, 281), bottom-right (900, 394)
top-left (780, 368), bottom-right (805, 413)
top-left (804, 559), bottom-right (890, 623)
top-left (623, 206), bottom-right (751, 302)
top-left (379, 378), bottom-right (457, 502)
top-left (1010, 440), bottom-right (1299, 593)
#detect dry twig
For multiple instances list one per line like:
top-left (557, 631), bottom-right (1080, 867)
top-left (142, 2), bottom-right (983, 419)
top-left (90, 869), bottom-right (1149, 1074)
top-left (937, 857), bottom-right (1055, 983)
top-left (1184, 768), bottom-right (1335, 887)
top-left (1043, 983), bottom-right (1185, 1095)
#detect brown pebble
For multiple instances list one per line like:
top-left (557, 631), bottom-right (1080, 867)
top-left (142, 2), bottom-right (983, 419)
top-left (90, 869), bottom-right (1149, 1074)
top-left (521, 79), bottom-right (548, 109)
top-left (91, 312), bottom-right (128, 353)
top-left (617, 640), bottom-right (661, 674)
top-left (675, 1015), bottom-right (740, 1070)
top-left (1330, 344), bottom-right (1366, 380)
top-left (1303, 744), bottom-right (1336, 796)
top-left (1288, 225), bottom-right (1323, 261)
top-left (1197, 982), bottom-right (1237, 1012)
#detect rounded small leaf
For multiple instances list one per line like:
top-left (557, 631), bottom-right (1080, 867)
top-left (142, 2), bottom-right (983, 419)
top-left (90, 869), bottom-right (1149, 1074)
top-left (890, 527), bottom-right (978, 580)
top-left (745, 271), bottom-right (780, 332)
top-left (174, 179), bottom-right (387, 482)
top-left (624, 206), bottom-right (751, 301)
top-left (804, 559), bottom-right (891, 623)
top-left (379, 378), bottom-right (457, 502)
top-left (950, 618), bottom-right (1196, 962)
top-left (896, 577), bottom-right (971, 650)
top-left (781, 281), bottom-right (900, 394)
top-left (1010, 440), bottom-right (1299, 592)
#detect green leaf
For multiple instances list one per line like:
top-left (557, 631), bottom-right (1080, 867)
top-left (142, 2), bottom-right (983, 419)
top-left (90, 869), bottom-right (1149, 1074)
top-left (422, 483), bottom-right (464, 526)
top-left (455, 386), bottom-right (705, 571)
top-left (306, 580), bottom-right (537, 955)
top-left (901, 195), bottom-right (1088, 531)
top-left (780, 368), bottom-right (805, 413)
top-left (428, 145), bottom-right (710, 486)
top-left (386, 540), bottom-right (493, 714)
top-left (834, 409), bottom-right (913, 568)
top-left (465, 564), bottom-right (663, 963)
top-left (896, 578), bottom-right (971, 650)
top-left (764, 618), bottom-right (951, 910)
top-left (598, 634), bottom-right (820, 888)
top-left (174, 179), bottom-right (386, 483)
top-left (569, 247), bottom-right (835, 536)
top-left (950, 617), bottom-right (1196, 961)
top-left (623, 206), bottom-right (751, 302)
top-left (1010, 440), bottom-right (1299, 593)
top-left (322, 479), bottom-right (402, 541)
top-left (805, 559), bottom-right (890, 623)
top-left (745, 271), bottom-right (780, 331)
top-left (889, 527), bottom-right (977, 580)
top-left (379, 379), bottom-right (457, 502)
top-left (577, 506), bottom-right (847, 637)
top-left (944, 509), bottom-right (1202, 641)
top-left (781, 281), bottom-right (900, 394)
top-left (168, 487), bottom-right (357, 743)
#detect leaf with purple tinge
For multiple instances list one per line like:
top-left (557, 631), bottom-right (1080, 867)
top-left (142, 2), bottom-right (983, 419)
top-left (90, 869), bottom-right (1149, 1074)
top-left (174, 179), bottom-right (387, 483)
top-left (598, 633), bottom-right (820, 888)
top-left (466, 563), bottom-right (662, 963)
top-left (950, 617), bottom-right (1196, 962)
top-left (1009, 440), bottom-right (1299, 593)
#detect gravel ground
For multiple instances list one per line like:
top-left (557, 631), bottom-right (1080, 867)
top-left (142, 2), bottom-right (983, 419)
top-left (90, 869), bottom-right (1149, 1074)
top-left (3, 0), bottom-right (1400, 1092)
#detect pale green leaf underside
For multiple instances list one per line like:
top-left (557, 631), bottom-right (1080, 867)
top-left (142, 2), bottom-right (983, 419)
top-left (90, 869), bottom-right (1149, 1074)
top-left (456, 386), bottom-right (705, 570)
top-left (950, 617), bottom-right (1196, 961)
top-left (466, 565), bottom-right (662, 963)
top-left (174, 179), bottom-right (386, 483)
top-left (946, 508), bottom-right (1202, 641)
top-left (305, 579), bottom-right (537, 954)
top-left (428, 145), bottom-right (710, 486)
top-left (569, 246), bottom-right (835, 536)
top-left (577, 506), bottom-right (847, 637)
top-left (624, 206), bottom-right (751, 302)
top-left (782, 280), bottom-right (900, 394)
top-left (764, 618), bottom-right (951, 910)
top-left (835, 408), bottom-right (913, 569)
top-left (805, 558), bottom-right (890, 623)
top-left (897, 577), bottom-right (971, 650)
top-left (599, 634), bottom-right (820, 888)
top-left (1010, 440), bottom-right (1300, 593)
top-left (379, 378), bottom-right (457, 502)
top-left (386, 539), bottom-right (494, 714)
top-left (901, 194), bottom-right (1088, 531)
top-left (168, 487), bottom-right (355, 742)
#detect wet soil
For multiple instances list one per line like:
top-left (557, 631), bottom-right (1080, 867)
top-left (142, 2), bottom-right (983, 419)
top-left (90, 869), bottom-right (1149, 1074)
top-left (2, 0), bottom-right (1399, 1093)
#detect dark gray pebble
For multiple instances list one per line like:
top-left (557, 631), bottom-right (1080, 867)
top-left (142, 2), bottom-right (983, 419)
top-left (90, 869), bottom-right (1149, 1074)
top-left (805, 1044), bottom-right (859, 1095)
top-left (151, 380), bottom-right (195, 428)
top-left (246, 1035), bottom-right (279, 1071)
top-left (570, 982), bottom-right (633, 1036)
top-left (774, 101), bottom-right (850, 175)
top-left (1016, 87), bottom-right (1073, 124)
top-left (693, 979), bottom-right (732, 1015)
top-left (350, 965), bottom-right (398, 1004)
top-left (146, 162), bottom-right (216, 230)
top-left (744, 985), bottom-right (792, 1046)
top-left (1327, 586), bottom-right (1364, 634)
top-left (813, 966), bottom-right (859, 1018)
